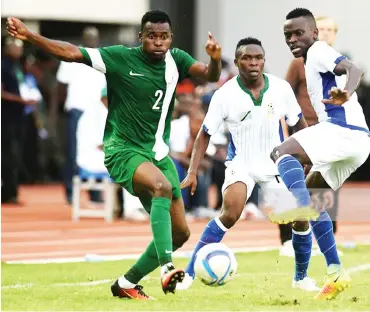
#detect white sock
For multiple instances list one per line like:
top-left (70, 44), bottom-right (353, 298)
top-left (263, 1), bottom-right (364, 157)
top-left (160, 262), bottom-right (174, 276)
top-left (215, 217), bottom-right (228, 232)
top-left (118, 276), bottom-right (136, 289)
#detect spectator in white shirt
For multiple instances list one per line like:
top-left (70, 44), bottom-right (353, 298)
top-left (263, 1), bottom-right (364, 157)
top-left (55, 27), bottom-right (106, 203)
top-left (76, 87), bottom-right (108, 175)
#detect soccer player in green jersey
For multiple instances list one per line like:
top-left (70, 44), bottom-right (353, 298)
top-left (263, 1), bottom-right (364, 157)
top-left (7, 10), bottom-right (222, 299)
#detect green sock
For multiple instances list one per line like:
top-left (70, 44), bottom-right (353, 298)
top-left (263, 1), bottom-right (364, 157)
top-left (150, 197), bottom-right (173, 265)
top-left (124, 241), bottom-right (181, 284)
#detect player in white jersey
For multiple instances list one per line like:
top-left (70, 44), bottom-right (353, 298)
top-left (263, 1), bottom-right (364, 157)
top-left (176, 37), bottom-right (320, 291)
top-left (270, 8), bottom-right (370, 300)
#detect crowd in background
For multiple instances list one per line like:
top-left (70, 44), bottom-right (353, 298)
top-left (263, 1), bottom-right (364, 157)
top-left (2, 22), bottom-right (370, 224)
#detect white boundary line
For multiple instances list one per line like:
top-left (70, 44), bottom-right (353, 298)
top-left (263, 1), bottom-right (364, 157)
top-left (4, 246), bottom-right (280, 265)
top-left (347, 263), bottom-right (370, 274)
top-left (2, 243), bottom-right (370, 290)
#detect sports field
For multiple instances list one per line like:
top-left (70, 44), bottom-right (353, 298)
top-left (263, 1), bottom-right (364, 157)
top-left (2, 247), bottom-right (370, 311)
top-left (2, 184), bottom-right (370, 311)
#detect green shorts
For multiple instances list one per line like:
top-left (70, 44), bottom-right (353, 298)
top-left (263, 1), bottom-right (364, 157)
top-left (104, 148), bottom-right (182, 200)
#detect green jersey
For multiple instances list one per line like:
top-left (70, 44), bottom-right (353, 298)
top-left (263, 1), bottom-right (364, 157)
top-left (79, 45), bottom-right (196, 161)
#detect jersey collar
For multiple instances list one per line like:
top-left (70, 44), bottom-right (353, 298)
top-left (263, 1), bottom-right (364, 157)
top-left (236, 74), bottom-right (269, 106)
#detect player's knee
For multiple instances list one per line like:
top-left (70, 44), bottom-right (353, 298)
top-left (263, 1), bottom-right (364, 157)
top-left (292, 221), bottom-right (310, 232)
top-left (270, 146), bottom-right (283, 163)
top-left (172, 228), bottom-right (190, 247)
top-left (153, 179), bottom-right (172, 198)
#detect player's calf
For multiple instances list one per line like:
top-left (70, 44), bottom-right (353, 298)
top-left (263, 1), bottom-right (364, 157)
top-left (219, 183), bottom-right (248, 228)
top-left (269, 143), bottom-right (318, 223)
top-left (219, 207), bottom-right (243, 229)
top-left (172, 230), bottom-right (190, 249)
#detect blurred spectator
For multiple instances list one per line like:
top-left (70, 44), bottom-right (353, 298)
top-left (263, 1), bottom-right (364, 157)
top-left (76, 87), bottom-right (108, 175)
top-left (1, 37), bottom-right (37, 204)
top-left (53, 26), bottom-right (106, 204)
top-left (19, 54), bottom-right (45, 183)
top-left (34, 50), bottom-right (65, 182)
top-left (170, 96), bottom-right (192, 209)
top-left (170, 94), bottom-right (219, 219)
top-left (188, 96), bottom-right (214, 217)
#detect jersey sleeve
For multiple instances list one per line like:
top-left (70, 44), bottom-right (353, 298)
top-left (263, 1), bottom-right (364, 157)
top-left (79, 45), bottom-right (126, 74)
top-left (309, 42), bottom-right (347, 74)
top-left (202, 90), bottom-right (226, 136)
top-left (283, 81), bottom-right (303, 127)
top-left (171, 48), bottom-right (197, 81)
top-left (56, 61), bottom-right (71, 84)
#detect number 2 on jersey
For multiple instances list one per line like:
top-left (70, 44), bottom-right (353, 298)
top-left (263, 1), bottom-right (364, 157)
top-left (152, 90), bottom-right (164, 110)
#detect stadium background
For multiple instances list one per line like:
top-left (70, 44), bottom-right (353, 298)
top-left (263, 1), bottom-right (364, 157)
top-left (1, 0), bottom-right (370, 263)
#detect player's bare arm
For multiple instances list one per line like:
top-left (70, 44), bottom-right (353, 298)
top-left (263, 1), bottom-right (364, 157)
top-left (180, 127), bottom-right (211, 195)
top-left (285, 59), bottom-right (301, 95)
top-left (6, 17), bottom-right (84, 63)
top-left (188, 32), bottom-right (222, 82)
top-left (323, 59), bottom-right (364, 105)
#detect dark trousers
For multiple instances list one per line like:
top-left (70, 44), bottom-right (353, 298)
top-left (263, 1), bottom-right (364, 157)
top-left (172, 158), bottom-right (190, 209)
top-left (64, 109), bottom-right (101, 203)
top-left (1, 119), bottom-right (23, 202)
top-left (192, 169), bottom-right (211, 208)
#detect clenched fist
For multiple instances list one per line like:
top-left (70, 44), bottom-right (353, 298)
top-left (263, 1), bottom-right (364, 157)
top-left (6, 17), bottom-right (30, 41)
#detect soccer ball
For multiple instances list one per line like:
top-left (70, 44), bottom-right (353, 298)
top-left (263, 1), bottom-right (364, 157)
top-left (194, 243), bottom-right (237, 286)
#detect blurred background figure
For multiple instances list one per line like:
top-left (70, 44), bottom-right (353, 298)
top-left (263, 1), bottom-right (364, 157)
top-left (53, 26), bottom-right (106, 204)
top-left (1, 37), bottom-right (37, 204)
top-left (19, 54), bottom-right (46, 184)
top-left (316, 16), bottom-right (338, 46)
top-left (170, 93), bottom-right (221, 220)
top-left (76, 87), bottom-right (108, 180)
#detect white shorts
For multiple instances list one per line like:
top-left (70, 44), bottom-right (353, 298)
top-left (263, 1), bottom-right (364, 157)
top-left (291, 122), bottom-right (370, 190)
top-left (222, 158), bottom-right (289, 201)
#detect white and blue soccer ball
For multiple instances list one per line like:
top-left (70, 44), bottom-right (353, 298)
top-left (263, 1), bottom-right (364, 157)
top-left (194, 243), bottom-right (237, 286)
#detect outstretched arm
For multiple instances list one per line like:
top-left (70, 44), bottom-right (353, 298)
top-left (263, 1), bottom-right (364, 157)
top-left (188, 32), bottom-right (222, 82)
top-left (7, 17), bottom-right (84, 63)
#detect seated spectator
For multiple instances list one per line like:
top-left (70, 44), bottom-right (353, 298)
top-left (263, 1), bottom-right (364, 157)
top-left (76, 87), bottom-right (108, 175)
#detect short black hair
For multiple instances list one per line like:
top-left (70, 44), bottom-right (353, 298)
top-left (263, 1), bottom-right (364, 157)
top-left (286, 8), bottom-right (315, 21)
top-left (235, 37), bottom-right (264, 53)
top-left (141, 10), bottom-right (172, 30)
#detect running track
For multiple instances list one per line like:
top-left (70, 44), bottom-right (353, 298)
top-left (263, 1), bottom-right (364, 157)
top-left (2, 184), bottom-right (370, 263)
